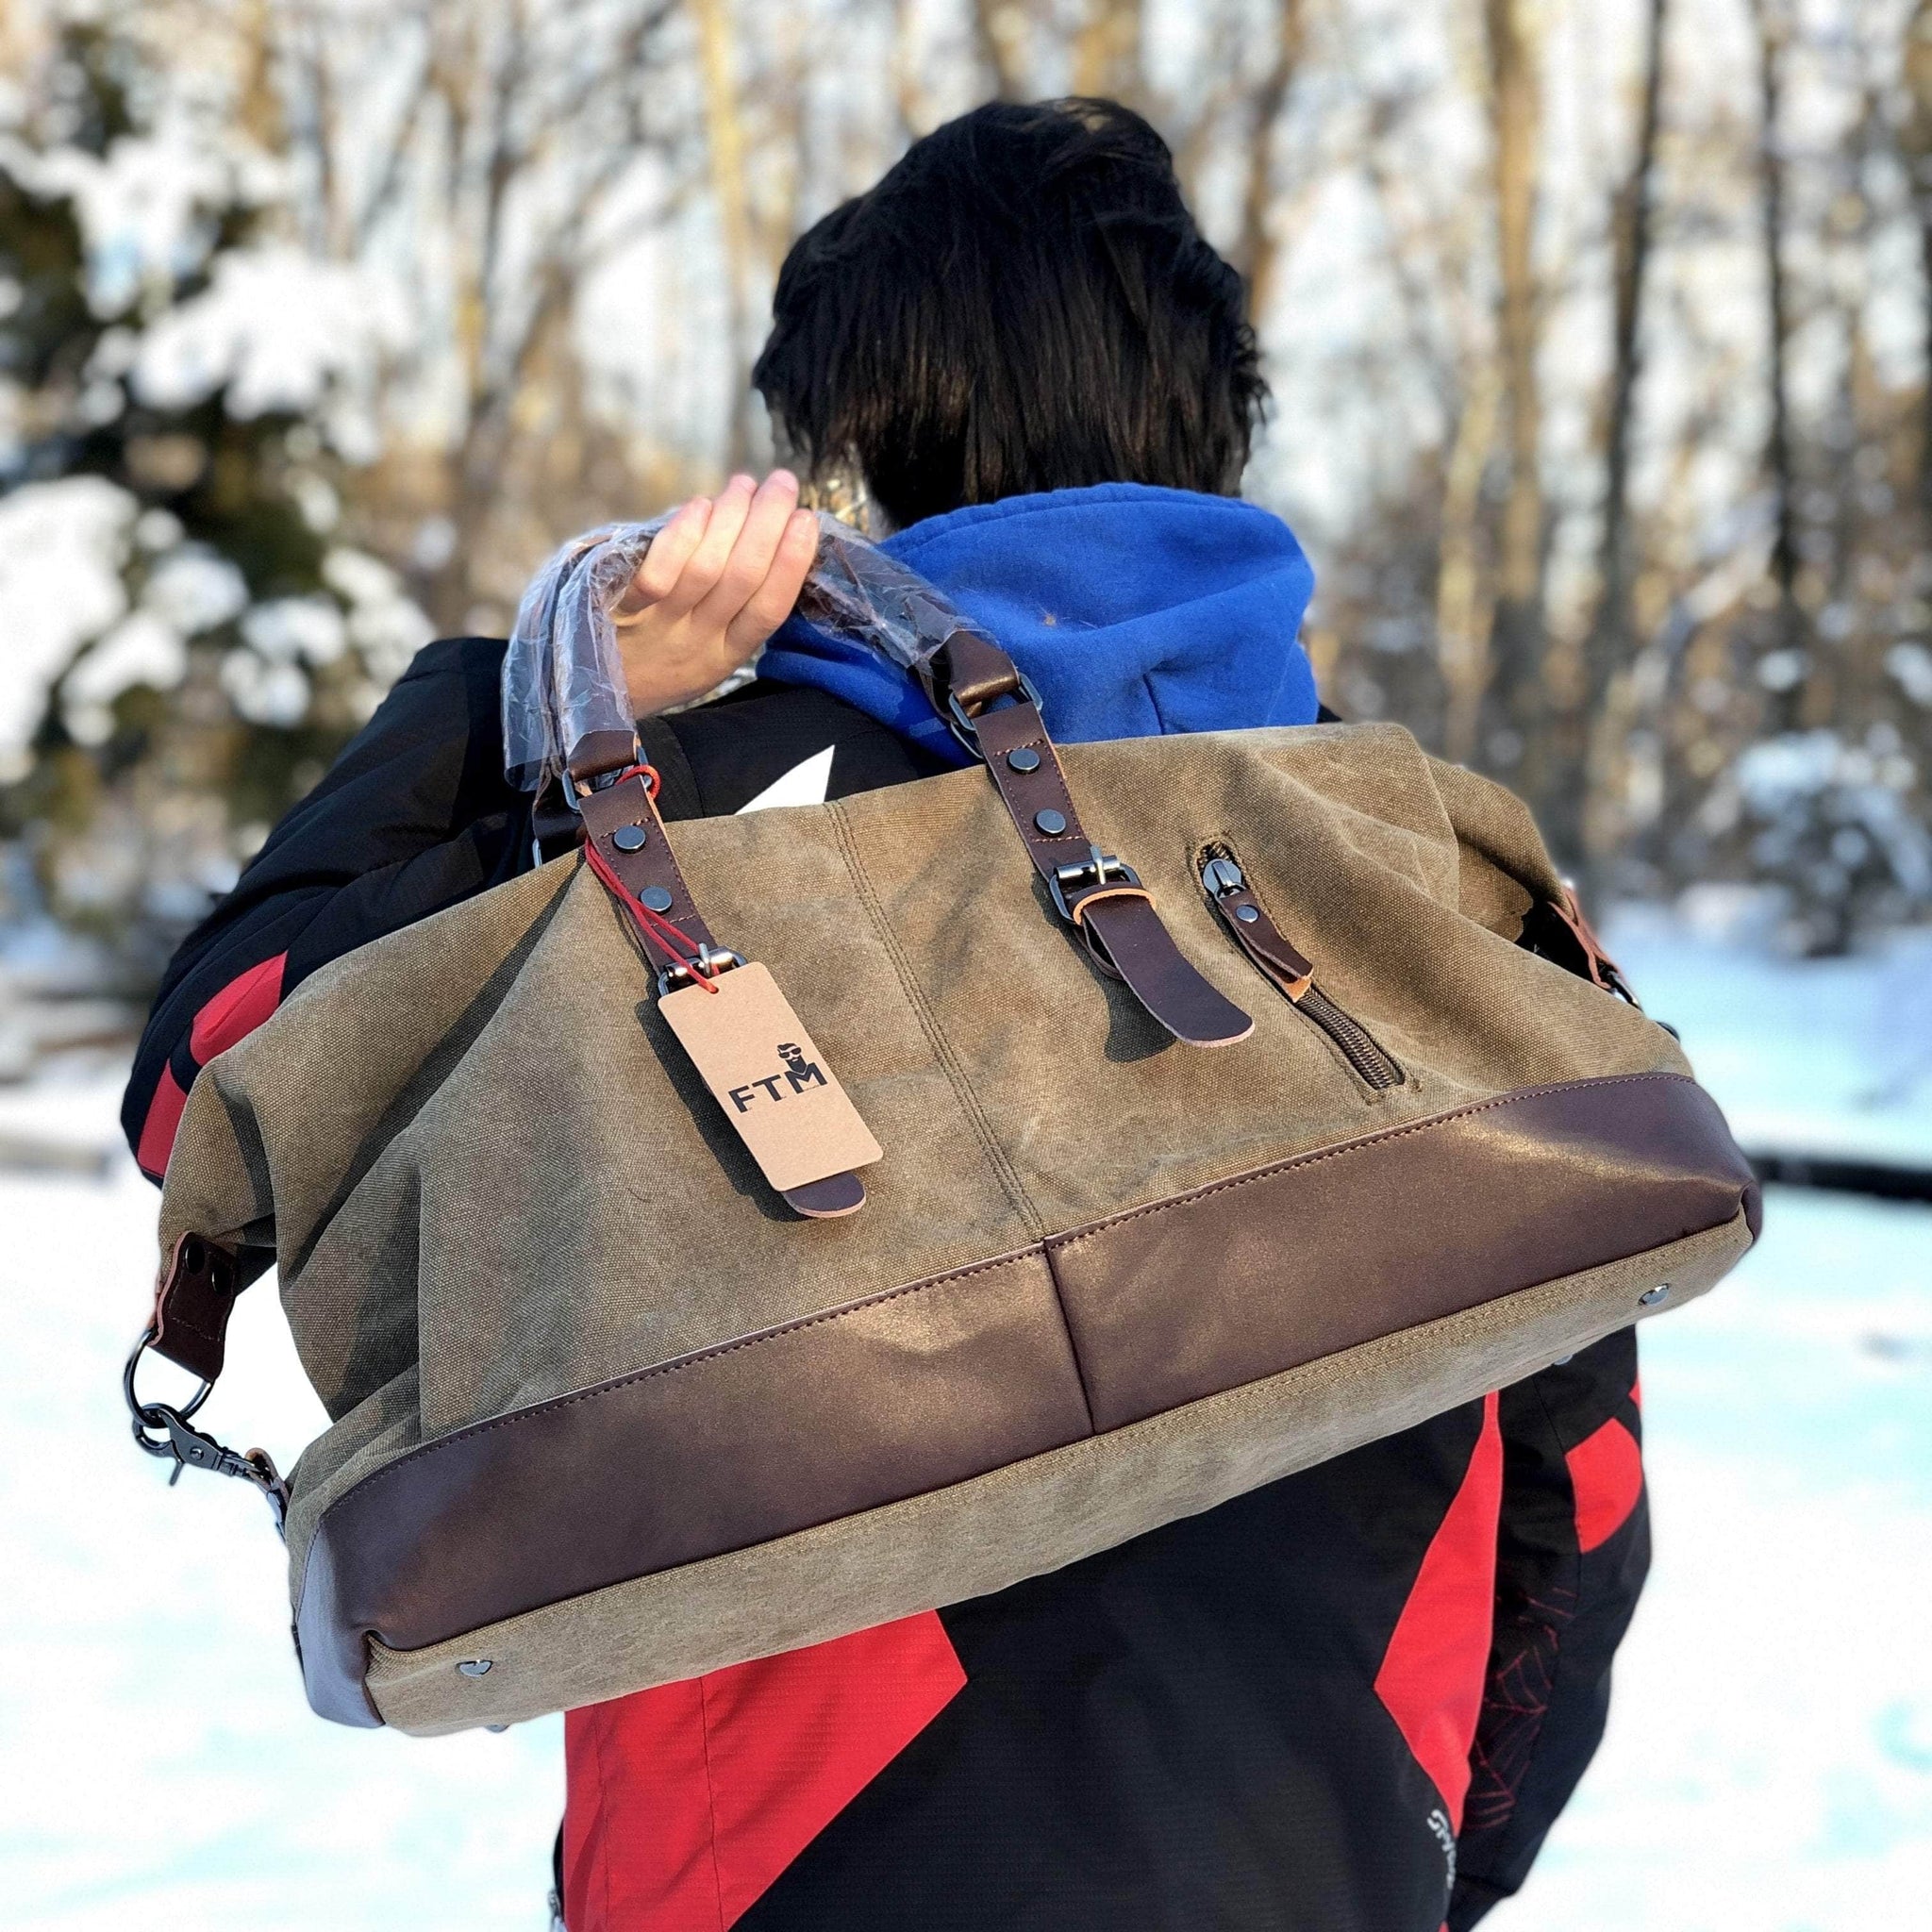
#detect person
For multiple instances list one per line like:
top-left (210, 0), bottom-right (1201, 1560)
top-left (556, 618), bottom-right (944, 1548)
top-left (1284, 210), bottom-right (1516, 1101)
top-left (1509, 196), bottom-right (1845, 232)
top-left (124, 98), bottom-right (1651, 1932)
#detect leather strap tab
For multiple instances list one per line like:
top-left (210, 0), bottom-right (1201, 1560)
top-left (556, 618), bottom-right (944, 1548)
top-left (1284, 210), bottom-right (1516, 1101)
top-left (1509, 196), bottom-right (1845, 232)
top-left (926, 644), bottom-right (1252, 1049)
top-left (1201, 857), bottom-right (1315, 1000)
top-left (1069, 883), bottom-right (1156, 928)
top-left (1078, 892), bottom-right (1255, 1046)
top-left (1522, 886), bottom-right (1640, 1006)
top-left (567, 727), bottom-right (644, 784)
top-left (150, 1233), bottom-right (240, 1383)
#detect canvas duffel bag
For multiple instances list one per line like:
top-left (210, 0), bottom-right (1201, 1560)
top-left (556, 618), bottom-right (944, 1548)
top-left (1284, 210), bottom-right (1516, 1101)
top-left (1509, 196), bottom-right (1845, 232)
top-left (128, 626), bottom-right (1759, 1737)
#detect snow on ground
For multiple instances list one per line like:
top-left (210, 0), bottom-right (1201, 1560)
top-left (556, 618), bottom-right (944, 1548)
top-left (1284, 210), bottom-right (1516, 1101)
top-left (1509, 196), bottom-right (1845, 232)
top-left (1607, 905), bottom-right (1932, 1169)
top-left (1491, 1184), bottom-right (1932, 1931)
top-left (0, 1076), bottom-right (562, 1932)
top-left (2, 920), bottom-right (1929, 1929)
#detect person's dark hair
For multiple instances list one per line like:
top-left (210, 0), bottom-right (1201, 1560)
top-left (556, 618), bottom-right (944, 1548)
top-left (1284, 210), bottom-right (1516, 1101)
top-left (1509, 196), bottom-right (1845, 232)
top-left (753, 98), bottom-right (1267, 532)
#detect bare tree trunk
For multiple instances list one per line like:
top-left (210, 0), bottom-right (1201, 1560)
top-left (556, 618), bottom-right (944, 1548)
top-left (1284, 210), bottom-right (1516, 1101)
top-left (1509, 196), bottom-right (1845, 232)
top-left (1073, 0), bottom-right (1143, 105)
top-left (1229, 0), bottom-right (1305, 335)
top-left (1749, 0), bottom-right (1804, 732)
top-left (693, 0), bottom-right (757, 472)
top-left (1482, 0), bottom-right (1548, 799)
top-left (1567, 0), bottom-right (1669, 885)
top-left (1591, 0), bottom-right (1667, 693)
top-left (1438, 363), bottom-right (1502, 766)
top-left (972, 0), bottom-right (1029, 101)
top-left (1900, 0), bottom-right (1932, 513)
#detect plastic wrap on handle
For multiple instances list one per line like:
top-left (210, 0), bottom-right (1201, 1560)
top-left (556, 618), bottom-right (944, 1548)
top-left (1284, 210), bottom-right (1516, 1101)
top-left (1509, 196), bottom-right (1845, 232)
top-left (503, 510), bottom-right (998, 795)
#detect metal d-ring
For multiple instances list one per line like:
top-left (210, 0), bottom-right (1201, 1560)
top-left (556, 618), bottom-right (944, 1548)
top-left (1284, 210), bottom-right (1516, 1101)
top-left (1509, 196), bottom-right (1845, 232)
top-left (944, 669), bottom-right (1044, 759)
top-left (122, 1324), bottom-right (290, 1536)
top-left (124, 1324), bottom-right (212, 1457)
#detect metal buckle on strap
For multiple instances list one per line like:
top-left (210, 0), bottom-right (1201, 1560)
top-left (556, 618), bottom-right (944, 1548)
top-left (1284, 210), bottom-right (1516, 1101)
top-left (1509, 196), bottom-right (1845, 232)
top-left (1049, 844), bottom-right (1141, 922)
top-left (654, 945), bottom-right (747, 999)
top-left (124, 1326), bottom-right (289, 1537)
top-left (944, 671), bottom-right (1044, 759)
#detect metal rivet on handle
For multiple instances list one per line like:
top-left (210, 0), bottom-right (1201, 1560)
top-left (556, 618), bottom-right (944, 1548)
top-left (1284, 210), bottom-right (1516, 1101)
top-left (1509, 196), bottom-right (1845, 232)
top-left (1235, 904), bottom-right (1260, 924)
top-left (1034, 808), bottom-right (1068, 836)
top-left (1638, 1285), bottom-right (1671, 1307)
top-left (1006, 746), bottom-right (1041, 773)
top-left (641, 886), bottom-right (674, 913)
top-left (457, 1659), bottom-right (493, 1677)
top-left (611, 823), bottom-right (647, 852)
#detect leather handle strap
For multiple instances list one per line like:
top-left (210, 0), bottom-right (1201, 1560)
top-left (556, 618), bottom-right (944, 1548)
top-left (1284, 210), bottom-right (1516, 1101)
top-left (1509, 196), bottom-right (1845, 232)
top-left (923, 636), bottom-right (1253, 1049)
top-left (576, 770), bottom-right (732, 989)
top-left (575, 768), bottom-right (866, 1217)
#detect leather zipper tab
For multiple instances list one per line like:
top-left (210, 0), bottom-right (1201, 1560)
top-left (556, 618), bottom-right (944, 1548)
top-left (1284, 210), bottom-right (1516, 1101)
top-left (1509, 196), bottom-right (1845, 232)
top-left (1199, 844), bottom-right (1405, 1090)
top-left (1197, 849), bottom-right (1315, 999)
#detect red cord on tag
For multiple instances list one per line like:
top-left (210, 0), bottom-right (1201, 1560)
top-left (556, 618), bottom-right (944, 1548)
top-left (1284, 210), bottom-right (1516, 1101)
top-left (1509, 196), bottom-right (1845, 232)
top-left (582, 835), bottom-right (720, 992)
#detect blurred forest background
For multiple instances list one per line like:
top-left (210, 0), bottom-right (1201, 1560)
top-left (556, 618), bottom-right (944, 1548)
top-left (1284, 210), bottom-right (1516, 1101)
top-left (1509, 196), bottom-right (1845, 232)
top-left (1, 0), bottom-right (1929, 1046)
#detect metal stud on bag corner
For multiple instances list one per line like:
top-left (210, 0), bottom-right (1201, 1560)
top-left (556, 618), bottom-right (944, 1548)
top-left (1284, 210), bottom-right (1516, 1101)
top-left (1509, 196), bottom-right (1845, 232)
top-left (1639, 1284), bottom-right (1671, 1307)
top-left (457, 1658), bottom-right (494, 1677)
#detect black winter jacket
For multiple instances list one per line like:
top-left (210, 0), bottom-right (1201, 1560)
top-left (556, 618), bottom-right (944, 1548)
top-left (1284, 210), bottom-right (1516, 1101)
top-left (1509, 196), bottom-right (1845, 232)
top-left (124, 638), bottom-right (1651, 1932)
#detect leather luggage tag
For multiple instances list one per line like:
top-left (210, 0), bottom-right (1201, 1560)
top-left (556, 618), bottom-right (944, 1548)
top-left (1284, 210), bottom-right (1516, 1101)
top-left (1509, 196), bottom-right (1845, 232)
top-left (659, 963), bottom-right (883, 1194)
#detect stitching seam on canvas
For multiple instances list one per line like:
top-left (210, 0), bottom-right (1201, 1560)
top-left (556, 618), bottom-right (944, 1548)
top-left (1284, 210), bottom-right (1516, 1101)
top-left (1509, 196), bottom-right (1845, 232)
top-left (330, 1250), bottom-right (1048, 1500)
top-left (1046, 1073), bottom-right (1695, 1254)
top-left (825, 797), bottom-right (1044, 1237)
top-left (1038, 1241), bottom-right (1098, 1435)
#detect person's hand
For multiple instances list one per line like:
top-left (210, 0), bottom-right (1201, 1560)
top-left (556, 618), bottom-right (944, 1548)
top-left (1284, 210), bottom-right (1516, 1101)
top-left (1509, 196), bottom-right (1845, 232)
top-left (612, 470), bottom-right (819, 716)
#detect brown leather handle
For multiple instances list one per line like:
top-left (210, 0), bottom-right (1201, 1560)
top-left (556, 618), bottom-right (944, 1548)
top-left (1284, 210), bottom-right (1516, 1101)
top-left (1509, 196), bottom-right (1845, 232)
top-left (576, 769), bottom-right (725, 989)
top-left (576, 771), bottom-right (866, 1217)
top-left (921, 636), bottom-right (1254, 1049)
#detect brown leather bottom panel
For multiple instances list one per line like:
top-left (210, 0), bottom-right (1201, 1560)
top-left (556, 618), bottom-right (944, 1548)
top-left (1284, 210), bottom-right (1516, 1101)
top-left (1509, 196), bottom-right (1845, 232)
top-left (298, 1073), bottom-right (1757, 1726)
top-left (294, 1250), bottom-right (1091, 1725)
top-left (1045, 1071), bottom-right (1760, 1430)
top-left (368, 1208), bottom-right (1755, 1734)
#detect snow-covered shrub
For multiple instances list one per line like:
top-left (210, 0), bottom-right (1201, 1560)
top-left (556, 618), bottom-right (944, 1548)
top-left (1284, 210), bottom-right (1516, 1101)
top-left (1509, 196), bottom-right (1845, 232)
top-left (1703, 726), bottom-right (1932, 953)
top-left (0, 20), bottom-right (427, 974)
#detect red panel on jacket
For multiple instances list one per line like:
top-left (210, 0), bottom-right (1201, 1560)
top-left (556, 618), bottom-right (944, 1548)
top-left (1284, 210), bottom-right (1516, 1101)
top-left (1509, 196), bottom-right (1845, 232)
top-left (135, 1065), bottom-right (190, 1180)
top-left (1566, 1414), bottom-right (1643, 1554)
top-left (563, 1610), bottom-right (966, 1931)
top-left (1373, 1391), bottom-right (1504, 1832)
top-left (189, 952), bottom-right (287, 1062)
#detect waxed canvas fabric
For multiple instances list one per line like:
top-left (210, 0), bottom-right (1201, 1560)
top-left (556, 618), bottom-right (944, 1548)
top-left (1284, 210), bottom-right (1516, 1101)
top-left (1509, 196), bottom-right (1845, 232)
top-left (156, 721), bottom-right (1731, 1725)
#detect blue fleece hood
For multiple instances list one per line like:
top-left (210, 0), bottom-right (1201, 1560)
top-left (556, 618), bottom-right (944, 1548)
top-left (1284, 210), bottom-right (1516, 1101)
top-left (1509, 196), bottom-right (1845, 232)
top-left (758, 483), bottom-right (1320, 761)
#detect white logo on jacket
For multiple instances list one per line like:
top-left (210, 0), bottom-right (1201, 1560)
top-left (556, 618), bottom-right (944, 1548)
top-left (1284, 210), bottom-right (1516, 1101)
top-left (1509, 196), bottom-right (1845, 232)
top-left (736, 746), bottom-right (835, 814)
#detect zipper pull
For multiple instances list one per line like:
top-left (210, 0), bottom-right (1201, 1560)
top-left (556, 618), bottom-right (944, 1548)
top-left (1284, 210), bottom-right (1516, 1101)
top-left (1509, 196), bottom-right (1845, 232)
top-left (1200, 852), bottom-right (1316, 1001)
top-left (1199, 846), bottom-right (1406, 1089)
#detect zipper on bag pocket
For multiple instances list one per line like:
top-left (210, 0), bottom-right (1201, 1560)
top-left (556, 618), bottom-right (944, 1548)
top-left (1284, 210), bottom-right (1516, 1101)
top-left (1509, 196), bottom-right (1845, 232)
top-left (1196, 842), bottom-right (1406, 1090)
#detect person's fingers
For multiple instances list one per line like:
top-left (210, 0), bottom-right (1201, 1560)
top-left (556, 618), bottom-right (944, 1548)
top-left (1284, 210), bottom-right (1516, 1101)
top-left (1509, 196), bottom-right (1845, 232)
top-left (618, 496), bottom-right (711, 616)
top-left (695, 470), bottom-right (801, 627)
top-left (724, 507), bottom-right (820, 658)
top-left (658, 472), bottom-right (757, 617)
